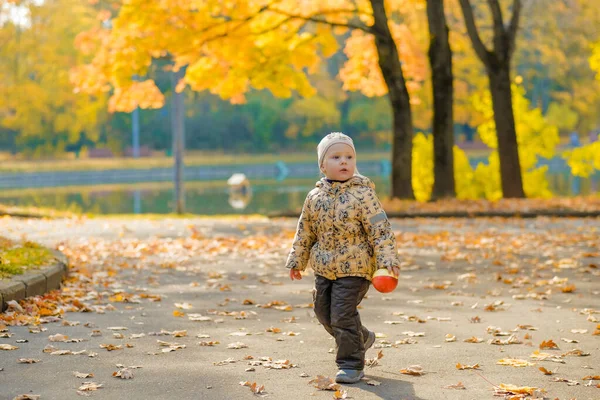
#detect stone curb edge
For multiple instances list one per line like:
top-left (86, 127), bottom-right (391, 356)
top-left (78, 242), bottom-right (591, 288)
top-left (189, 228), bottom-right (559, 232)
top-left (0, 249), bottom-right (68, 313)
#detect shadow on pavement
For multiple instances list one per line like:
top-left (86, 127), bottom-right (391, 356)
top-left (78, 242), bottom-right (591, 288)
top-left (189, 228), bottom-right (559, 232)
top-left (357, 373), bottom-right (423, 400)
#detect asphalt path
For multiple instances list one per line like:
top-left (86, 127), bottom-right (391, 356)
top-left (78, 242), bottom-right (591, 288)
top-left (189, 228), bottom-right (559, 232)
top-left (0, 216), bottom-right (599, 400)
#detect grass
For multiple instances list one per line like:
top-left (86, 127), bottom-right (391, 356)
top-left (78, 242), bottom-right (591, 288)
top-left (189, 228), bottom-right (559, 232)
top-left (0, 149), bottom-right (495, 173)
top-left (0, 203), bottom-right (75, 219)
top-left (0, 151), bottom-right (347, 173)
top-left (0, 237), bottom-right (55, 279)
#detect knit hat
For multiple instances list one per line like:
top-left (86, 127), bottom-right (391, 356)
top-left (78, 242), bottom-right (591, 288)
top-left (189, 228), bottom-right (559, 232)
top-left (317, 132), bottom-right (356, 167)
top-left (317, 132), bottom-right (361, 177)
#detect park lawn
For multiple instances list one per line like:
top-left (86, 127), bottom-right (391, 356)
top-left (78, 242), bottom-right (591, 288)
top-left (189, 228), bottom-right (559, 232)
top-left (0, 236), bottom-right (55, 279)
top-left (0, 203), bottom-right (74, 219)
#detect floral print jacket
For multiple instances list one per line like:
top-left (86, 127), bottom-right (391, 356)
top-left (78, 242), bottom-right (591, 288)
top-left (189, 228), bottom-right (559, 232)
top-left (285, 175), bottom-right (400, 281)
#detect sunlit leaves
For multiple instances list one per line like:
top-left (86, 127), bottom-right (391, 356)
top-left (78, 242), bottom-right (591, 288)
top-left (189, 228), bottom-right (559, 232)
top-left (0, 0), bottom-right (109, 150)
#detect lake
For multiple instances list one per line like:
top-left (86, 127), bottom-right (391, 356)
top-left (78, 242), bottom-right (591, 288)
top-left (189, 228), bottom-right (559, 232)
top-left (1, 172), bottom-right (598, 215)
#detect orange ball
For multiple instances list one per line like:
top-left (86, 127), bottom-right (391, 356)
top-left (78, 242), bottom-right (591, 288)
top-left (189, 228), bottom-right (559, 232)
top-left (372, 268), bottom-right (398, 293)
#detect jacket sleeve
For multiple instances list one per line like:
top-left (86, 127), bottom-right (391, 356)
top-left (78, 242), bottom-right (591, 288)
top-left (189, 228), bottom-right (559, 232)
top-left (360, 188), bottom-right (399, 270)
top-left (285, 194), bottom-right (317, 271)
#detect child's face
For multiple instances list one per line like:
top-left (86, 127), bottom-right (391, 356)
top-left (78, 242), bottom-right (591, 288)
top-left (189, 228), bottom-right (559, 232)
top-left (320, 143), bottom-right (356, 181)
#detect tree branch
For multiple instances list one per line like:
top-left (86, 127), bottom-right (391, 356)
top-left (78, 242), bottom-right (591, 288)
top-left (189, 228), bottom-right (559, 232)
top-left (507, 0), bottom-right (522, 57)
top-left (458, 0), bottom-right (492, 67)
top-left (268, 7), bottom-right (375, 36)
top-left (487, 0), bottom-right (505, 37)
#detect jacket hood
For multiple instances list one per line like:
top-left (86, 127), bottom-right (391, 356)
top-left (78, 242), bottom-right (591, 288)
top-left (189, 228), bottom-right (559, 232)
top-left (315, 174), bottom-right (375, 193)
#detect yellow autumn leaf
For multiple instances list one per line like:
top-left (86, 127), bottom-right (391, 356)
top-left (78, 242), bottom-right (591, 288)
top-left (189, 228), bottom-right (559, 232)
top-left (497, 359), bottom-right (535, 367)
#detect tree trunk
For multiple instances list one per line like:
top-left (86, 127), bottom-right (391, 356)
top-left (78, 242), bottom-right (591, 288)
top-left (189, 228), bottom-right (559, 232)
top-left (427, 0), bottom-right (456, 200)
top-left (488, 64), bottom-right (525, 198)
top-left (370, 0), bottom-right (414, 199)
top-left (458, 0), bottom-right (525, 198)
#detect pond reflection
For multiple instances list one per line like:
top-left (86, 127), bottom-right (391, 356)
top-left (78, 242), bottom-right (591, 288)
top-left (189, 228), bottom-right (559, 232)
top-left (0, 173), bottom-right (597, 215)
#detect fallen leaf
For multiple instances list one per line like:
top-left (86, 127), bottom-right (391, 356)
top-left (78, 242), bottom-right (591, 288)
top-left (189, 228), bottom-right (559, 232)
top-left (394, 338), bottom-right (417, 345)
top-left (539, 367), bottom-right (554, 375)
top-left (333, 389), bottom-right (348, 399)
top-left (561, 348), bottom-right (590, 357)
top-left (560, 337), bottom-right (578, 343)
top-left (50, 350), bottom-right (73, 355)
top-left (213, 358), bottom-right (236, 366)
top-left (489, 335), bottom-right (522, 345)
top-left (494, 383), bottom-right (539, 396)
top-left (48, 333), bottom-right (68, 342)
top-left (113, 368), bottom-right (134, 379)
top-left (366, 380), bottom-right (381, 386)
top-left (239, 381), bottom-right (266, 395)
top-left (530, 350), bottom-right (565, 363)
top-left (463, 336), bottom-right (483, 343)
top-left (100, 344), bottom-right (122, 351)
top-left (552, 377), bottom-right (580, 385)
top-left (309, 375), bottom-right (340, 391)
top-left (497, 358), bottom-right (535, 367)
top-left (456, 363), bottom-right (479, 370)
top-left (18, 358), bottom-right (40, 364)
top-left (174, 302), bottom-right (193, 310)
top-left (402, 331), bottom-right (425, 337)
top-left (539, 339), bottom-right (559, 349)
top-left (13, 395), bottom-right (40, 400)
top-left (400, 365), bottom-right (424, 376)
top-left (0, 344), bottom-right (18, 350)
top-left (570, 329), bottom-right (588, 334)
top-left (583, 375), bottom-right (600, 380)
top-left (443, 382), bottom-right (466, 390)
top-left (78, 382), bottom-right (103, 391)
top-left (365, 350), bottom-right (384, 368)
top-left (73, 371), bottom-right (94, 378)
top-left (198, 341), bottom-right (220, 346)
top-left (445, 334), bottom-right (457, 342)
top-left (227, 342), bottom-right (248, 349)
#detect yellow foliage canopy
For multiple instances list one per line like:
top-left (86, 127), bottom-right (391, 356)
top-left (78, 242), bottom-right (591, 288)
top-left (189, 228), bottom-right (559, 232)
top-left (72, 0), bottom-right (428, 113)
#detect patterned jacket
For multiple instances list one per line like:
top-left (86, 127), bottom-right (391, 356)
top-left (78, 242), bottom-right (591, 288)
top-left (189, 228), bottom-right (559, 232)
top-left (285, 175), bottom-right (400, 281)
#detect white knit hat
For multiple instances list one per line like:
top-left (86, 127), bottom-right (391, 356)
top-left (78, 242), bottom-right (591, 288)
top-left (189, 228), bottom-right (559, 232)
top-left (317, 132), bottom-right (356, 166)
top-left (317, 132), bottom-right (361, 176)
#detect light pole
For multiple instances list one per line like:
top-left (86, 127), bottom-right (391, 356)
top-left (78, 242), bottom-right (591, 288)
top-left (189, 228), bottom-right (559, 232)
top-left (171, 68), bottom-right (186, 214)
top-left (132, 106), bottom-right (140, 158)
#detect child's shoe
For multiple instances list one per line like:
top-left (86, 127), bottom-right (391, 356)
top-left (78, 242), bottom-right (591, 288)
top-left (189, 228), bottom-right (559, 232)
top-left (335, 369), bottom-right (364, 384)
top-left (364, 330), bottom-right (376, 350)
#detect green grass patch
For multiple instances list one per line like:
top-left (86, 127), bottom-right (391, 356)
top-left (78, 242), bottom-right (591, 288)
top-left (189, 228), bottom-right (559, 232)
top-left (0, 237), bottom-right (55, 279)
top-left (0, 203), bottom-right (75, 219)
top-left (0, 149), bottom-right (496, 173)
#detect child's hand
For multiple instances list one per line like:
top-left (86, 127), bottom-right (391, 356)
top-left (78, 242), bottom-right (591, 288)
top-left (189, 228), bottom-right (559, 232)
top-left (289, 269), bottom-right (303, 281)
top-left (386, 265), bottom-right (400, 278)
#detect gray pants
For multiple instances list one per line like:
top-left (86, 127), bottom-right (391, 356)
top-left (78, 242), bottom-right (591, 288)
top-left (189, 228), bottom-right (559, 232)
top-left (313, 275), bottom-right (371, 370)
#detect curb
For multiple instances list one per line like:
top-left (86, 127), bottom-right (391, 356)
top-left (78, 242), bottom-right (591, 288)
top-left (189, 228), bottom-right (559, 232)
top-left (269, 210), bottom-right (600, 219)
top-left (0, 210), bottom-right (47, 219)
top-left (0, 249), bottom-right (68, 312)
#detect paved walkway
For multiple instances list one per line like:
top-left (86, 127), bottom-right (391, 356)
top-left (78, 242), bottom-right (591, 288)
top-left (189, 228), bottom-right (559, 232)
top-left (0, 216), bottom-right (599, 400)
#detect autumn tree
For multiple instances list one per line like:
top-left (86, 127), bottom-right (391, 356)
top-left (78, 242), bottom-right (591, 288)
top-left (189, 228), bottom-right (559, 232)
top-left (426, 0), bottom-right (455, 199)
top-left (72, 0), bottom-right (433, 199)
top-left (458, 0), bottom-right (525, 198)
top-left (0, 0), bottom-right (108, 156)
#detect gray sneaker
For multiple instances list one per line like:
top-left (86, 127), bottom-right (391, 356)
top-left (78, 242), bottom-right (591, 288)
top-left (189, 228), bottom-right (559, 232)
top-left (364, 330), bottom-right (376, 350)
top-left (335, 369), bottom-right (365, 384)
